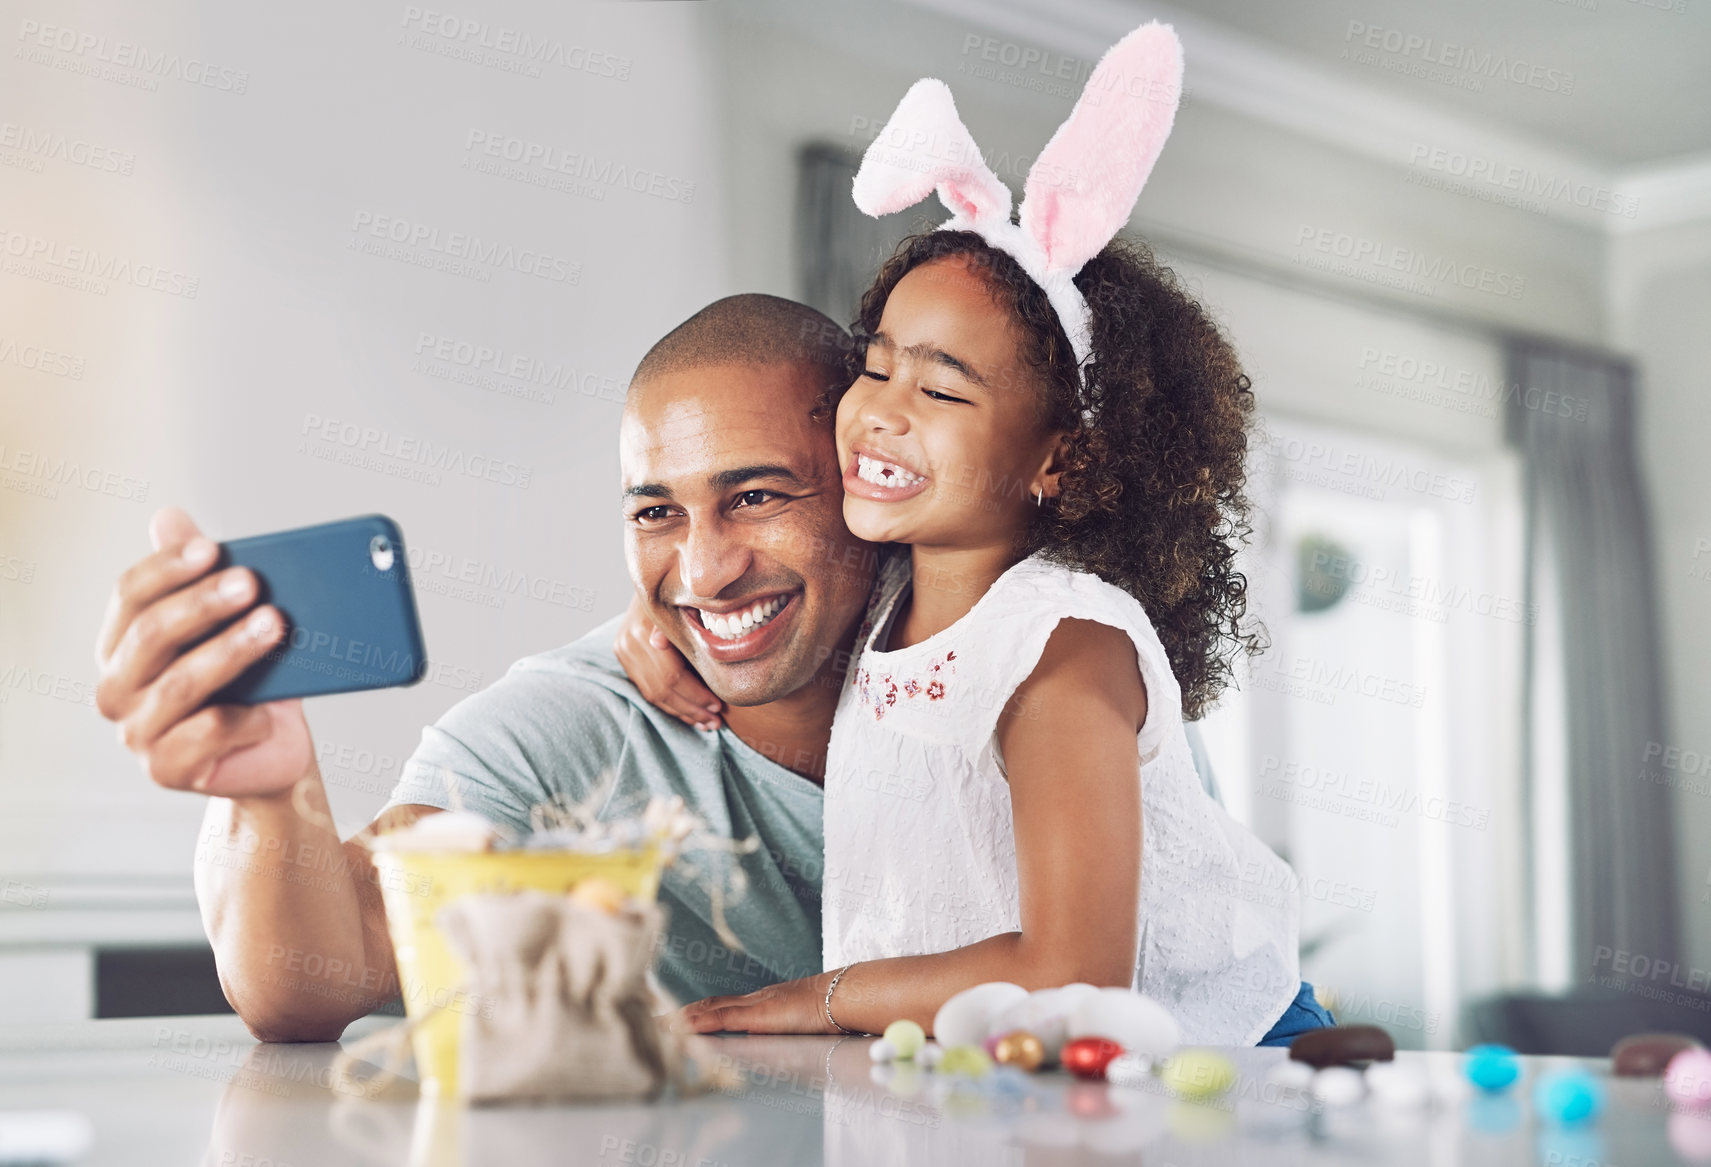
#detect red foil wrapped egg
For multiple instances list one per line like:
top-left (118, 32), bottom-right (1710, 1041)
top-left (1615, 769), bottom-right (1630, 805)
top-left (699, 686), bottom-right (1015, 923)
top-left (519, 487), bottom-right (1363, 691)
top-left (1061, 1037), bottom-right (1125, 1080)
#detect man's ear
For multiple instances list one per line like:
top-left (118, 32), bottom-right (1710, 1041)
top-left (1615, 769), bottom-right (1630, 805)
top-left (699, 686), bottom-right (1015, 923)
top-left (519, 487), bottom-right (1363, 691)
top-left (1032, 433), bottom-right (1074, 501)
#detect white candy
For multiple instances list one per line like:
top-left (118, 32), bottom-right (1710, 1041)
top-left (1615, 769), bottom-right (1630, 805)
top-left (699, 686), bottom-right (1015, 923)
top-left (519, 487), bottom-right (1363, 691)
top-left (1066, 987), bottom-right (1181, 1062)
top-left (869, 1039), bottom-right (898, 1064)
top-left (1104, 1052), bottom-right (1153, 1087)
top-left (916, 1042), bottom-right (944, 1069)
top-left (1312, 1066), bottom-right (1366, 1107)
top-left (1054, 982), bottom-right (1104, 1011)
top-left (1267, 1060), bottom-right (1316, 1091)
top-left (932, 982), bottom-right (1028, 1050)
top-left (1364, 1062), bottom-right (1428, 1108)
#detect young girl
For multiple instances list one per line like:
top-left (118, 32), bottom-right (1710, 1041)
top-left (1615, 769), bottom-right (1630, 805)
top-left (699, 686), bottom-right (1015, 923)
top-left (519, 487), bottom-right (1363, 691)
top-left (805, 216), bottom-right (1311, 1042)
top-left (634, 24), bottom-right (1319, 1045)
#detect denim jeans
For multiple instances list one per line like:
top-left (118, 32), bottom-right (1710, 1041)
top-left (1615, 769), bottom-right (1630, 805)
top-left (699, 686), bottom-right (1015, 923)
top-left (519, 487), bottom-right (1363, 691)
top-left (1257, 981), bottom-right (1336, 1047)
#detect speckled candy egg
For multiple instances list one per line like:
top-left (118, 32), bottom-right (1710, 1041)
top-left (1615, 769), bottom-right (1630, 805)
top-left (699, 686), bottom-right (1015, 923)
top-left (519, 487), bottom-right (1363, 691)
top-left (883, 1019), bottom-right (926, 1060)
top-left (1465, 1044), bottom-right (1522, 1092)
top-left (1532, 1069), bottom-right (1605, 1124)
top-left (1666, 1048), bottom-right (1711, 1109)
top-left (1160, 1050), bottom-right (1236, 1100)
top-left (939, 1044), bottom-right (993, 1078)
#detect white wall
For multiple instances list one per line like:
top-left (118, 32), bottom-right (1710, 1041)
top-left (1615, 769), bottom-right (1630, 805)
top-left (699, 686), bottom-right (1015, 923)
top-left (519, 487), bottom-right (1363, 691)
top-left (0, 2), bottom-right (732, 941)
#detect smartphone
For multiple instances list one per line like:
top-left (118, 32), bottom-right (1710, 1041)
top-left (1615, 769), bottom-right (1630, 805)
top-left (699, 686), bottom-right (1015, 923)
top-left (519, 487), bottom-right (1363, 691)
top-left (193, 514), bottom-right (428, 705)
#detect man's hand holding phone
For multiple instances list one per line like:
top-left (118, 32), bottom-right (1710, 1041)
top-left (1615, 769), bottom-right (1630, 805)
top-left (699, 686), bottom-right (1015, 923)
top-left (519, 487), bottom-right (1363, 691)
top-left (95, 507), bottom-right (312, 800)
top-left (95, 507), bottom-right (435, 1042)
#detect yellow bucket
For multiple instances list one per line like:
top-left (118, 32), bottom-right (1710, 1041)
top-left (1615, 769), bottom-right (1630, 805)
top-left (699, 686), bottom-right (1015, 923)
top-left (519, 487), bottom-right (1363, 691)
top-left (371, 846), bottom-right (663, 1098)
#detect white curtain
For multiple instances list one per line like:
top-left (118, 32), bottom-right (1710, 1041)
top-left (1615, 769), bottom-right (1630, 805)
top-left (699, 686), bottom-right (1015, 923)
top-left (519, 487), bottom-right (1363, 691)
top-left (1508, 342), bottom-right (1677, 971)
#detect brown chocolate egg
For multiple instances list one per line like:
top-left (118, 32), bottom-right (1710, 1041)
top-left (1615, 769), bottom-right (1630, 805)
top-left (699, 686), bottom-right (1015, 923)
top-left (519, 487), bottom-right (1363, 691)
top-left (992, 1030), bottom-right (1045, 1072)
top-left (1287, 1024), bottom-right (1395, 1069)
top-left (1613, 1033), bottom-right (1704, 1077)
top-left (1061, 1037), bottom-right (1124, 1080)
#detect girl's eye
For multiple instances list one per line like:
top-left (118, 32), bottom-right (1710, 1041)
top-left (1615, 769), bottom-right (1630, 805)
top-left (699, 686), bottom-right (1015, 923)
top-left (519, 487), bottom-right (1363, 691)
top-left (861, 369), bottom-right (890, 381)
top-left (923, 388), bottom-right (971, 404)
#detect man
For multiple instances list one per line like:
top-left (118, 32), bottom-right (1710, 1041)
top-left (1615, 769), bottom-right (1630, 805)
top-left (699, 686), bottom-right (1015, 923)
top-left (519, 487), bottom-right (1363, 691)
top-left (95, 294), bottom-right (882, 1040)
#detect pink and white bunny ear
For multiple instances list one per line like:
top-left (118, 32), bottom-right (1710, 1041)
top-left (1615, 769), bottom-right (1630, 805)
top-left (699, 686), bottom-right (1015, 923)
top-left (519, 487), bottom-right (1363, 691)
top-left (1019, 21), bottom-right (1184, 275)
top-left (852, 79), bottom-right (1012, 229)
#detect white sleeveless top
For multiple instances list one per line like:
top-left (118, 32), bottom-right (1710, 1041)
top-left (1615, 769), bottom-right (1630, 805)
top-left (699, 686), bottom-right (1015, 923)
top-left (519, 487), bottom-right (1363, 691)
top-left (822, 550), bottom-right (1302, 1045)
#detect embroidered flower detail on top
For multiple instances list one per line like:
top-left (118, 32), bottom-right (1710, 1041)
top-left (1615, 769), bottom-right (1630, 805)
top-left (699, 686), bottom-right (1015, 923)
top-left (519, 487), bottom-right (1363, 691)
top-left (859, 651), bottom-right (956, 719)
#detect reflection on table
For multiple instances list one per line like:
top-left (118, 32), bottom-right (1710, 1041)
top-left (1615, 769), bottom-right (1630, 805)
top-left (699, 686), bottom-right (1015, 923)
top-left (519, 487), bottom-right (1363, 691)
top-left (3, 1016), bottom-right (1710, 1165)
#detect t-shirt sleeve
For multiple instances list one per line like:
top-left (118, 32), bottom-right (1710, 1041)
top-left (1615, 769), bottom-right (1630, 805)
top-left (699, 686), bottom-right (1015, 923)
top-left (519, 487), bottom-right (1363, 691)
top-left (381, 656), bottom-right (639, 839)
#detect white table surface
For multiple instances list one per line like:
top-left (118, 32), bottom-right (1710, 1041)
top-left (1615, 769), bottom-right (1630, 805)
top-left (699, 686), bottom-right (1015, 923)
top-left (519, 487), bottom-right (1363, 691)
top-left (0, 1014), bottom-right (1703, 1165)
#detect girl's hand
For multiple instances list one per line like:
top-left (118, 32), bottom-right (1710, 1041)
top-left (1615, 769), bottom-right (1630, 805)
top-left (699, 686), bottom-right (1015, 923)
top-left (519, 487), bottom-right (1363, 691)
top-left (612, 593), bottom-right (724, 730)
top-left (679, 973), bottom-right (839, 1034)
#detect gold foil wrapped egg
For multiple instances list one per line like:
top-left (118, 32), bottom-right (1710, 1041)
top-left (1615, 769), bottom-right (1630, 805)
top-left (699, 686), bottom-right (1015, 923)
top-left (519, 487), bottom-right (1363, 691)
top-left (992, 1030), bottom-right (1046, 1072)
top-left (568, 877), bottom-right (628, 915)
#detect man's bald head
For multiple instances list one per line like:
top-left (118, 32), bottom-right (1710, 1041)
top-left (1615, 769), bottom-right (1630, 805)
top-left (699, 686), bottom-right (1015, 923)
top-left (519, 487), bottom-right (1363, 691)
top-left (629, 293), bottom-right (852, 411)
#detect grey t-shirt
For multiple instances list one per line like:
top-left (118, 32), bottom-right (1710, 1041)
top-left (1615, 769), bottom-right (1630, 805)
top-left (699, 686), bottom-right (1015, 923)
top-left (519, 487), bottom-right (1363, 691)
top-left (381, 616), bottom-right (827, 1006)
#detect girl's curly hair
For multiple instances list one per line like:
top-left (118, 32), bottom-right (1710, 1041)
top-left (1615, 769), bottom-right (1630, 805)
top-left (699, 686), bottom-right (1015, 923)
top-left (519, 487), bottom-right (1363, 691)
top-left (829, 229), bottom-right (1265, 719)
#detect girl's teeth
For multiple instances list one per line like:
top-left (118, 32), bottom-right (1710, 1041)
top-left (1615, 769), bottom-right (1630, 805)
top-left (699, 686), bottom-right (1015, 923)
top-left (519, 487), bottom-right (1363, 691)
top-left (856, 453), bottom-right (923, 488)
top-left (701, 596), bottom-right (786, 640)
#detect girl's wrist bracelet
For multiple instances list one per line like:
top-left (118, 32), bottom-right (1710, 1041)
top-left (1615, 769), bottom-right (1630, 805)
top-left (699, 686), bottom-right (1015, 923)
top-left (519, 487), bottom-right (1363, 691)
top-left (823, 962), bottom-right (869, 1036)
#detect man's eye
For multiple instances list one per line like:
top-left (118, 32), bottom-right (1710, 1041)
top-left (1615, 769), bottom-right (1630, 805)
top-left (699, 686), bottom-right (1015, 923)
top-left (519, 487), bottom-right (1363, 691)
top-left (733, 490), bottom-right (781, 509)
top-left (630, 505), bottom-right (675, 523)
top-left (923, 388), bottom-right (971, 404)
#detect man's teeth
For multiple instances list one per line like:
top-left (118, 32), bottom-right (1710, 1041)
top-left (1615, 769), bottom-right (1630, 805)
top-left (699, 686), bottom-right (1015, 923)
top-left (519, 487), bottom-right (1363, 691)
top-left (856, 453), bottom-right (925, 488)
top-left (699, 596), bottom-right (787, 640)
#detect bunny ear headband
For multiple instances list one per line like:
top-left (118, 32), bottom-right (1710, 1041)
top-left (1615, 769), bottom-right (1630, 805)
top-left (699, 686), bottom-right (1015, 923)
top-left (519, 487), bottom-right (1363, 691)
top-left (851, 21), bottom-right (1184, 425)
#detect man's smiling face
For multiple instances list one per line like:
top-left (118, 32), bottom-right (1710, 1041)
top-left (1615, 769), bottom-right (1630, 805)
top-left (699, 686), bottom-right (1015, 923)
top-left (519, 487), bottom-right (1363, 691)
top-left (620, 360), bottom-right (879, 706)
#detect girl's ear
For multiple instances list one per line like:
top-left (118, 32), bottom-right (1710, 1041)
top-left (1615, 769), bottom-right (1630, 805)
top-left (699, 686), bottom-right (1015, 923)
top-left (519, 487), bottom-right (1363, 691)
top-left (1032, 432), bottom-right (1075, 502)
top-left (1019, 21), bottom-right (1183, 276)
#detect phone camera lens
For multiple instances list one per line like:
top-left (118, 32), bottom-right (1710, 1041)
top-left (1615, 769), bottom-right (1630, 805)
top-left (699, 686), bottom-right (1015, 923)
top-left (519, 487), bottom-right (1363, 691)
top-left (370, 535), bottom-right (395, 572)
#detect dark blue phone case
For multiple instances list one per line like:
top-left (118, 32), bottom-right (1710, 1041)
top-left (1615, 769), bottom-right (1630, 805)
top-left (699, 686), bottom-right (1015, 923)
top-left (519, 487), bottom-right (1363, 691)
top-left (204, 514), bottom-right (428, 705)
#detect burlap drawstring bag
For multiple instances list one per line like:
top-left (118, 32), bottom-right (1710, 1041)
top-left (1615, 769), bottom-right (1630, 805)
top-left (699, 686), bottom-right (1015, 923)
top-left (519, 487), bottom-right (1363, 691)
top-left (331, 890), bottom-right (727, 1105)
top-left (438, 890), bottom-right (672, 1103)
